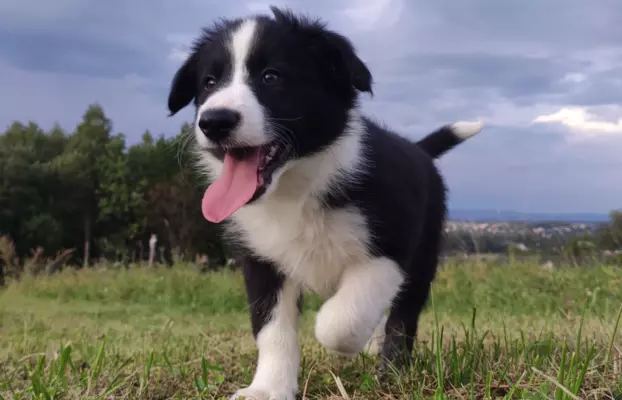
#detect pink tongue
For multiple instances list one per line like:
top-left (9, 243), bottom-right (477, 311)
top-left (202, 150), bottom-right (262, 223)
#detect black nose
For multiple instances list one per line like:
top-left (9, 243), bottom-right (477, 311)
top-left (198, 108), bottom-right (241, 142)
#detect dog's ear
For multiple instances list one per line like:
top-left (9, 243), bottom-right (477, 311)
top-left (167, 52), bottom-right (198, 116)
top-left (270, 6), bottom-right (373, 96)
top-left (317, 30), bottom-right (373, 95)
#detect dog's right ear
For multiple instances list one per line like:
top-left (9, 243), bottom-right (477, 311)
top-left (167, 53), bottom-right (198, 116)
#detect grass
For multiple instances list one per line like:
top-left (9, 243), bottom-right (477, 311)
top-left (0, 261), bottom-right (621, 399)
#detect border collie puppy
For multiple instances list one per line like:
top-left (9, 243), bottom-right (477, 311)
top-left (167, 7), bottom-right (483, 400)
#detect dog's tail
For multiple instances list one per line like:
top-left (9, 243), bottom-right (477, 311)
top-left (416, 120), bottom-right (483, 159)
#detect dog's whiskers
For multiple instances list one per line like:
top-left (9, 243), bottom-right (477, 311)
top-left (268, 121), bottom-right (299, 158)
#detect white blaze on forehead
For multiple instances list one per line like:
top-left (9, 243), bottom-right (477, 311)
top-left (229, 19), bottom-right (257, 82)
top-left (195, 19), bottom-right (267, 149)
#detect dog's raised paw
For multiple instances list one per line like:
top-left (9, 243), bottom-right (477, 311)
top-left (230, 387), bottom-right (295, 400)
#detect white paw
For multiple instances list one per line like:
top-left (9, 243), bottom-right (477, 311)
top-left (363, 314), bottom-right (387, 356)
top-left (315, 297), bottom-right (378, 356)
top-left (230, 387), bottom-right (295, 400)
top-left (451, 120), bottom-right (484, 139)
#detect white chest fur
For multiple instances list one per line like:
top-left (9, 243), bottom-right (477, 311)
top-left (232, 199), bottom-right (370, 296)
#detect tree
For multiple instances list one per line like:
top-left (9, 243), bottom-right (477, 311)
top-left (597, 210), bottom-right (622, 250)
top-left (143, 171), bottom-right (222, 261)
top-left (54, 104), bottom-right (113, 267)
top-left (96, 132), bottom-right (145, 258)
top-left (0, 122), bottom-right (67, 257)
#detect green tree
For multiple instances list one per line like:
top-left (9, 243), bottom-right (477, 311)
top-left (0, 122), bottom-right (67, 257)
top-left (96, 132), bottom-right (145, 258)
top-left (598, 210), bottom-right (622, 250)
top-left (53, 104), bottom-right (113, 266)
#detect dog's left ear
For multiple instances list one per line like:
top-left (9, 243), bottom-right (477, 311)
top-left (270, 6), bottom-right (373, 96)
top-left (167, 52), bottom-right (198, 116)
top-left (318, 30), bottom-right (373, 95)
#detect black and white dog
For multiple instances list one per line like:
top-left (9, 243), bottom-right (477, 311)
top-left (168, 7), bottom-right (482, 400)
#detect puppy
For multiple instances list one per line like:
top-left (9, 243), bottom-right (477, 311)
top-left (167, 7), bottom-right (482, 400)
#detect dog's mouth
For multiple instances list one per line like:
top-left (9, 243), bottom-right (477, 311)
top-left (201, 142), bottom-right (290, 223)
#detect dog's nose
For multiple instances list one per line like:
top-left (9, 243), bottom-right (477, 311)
top-left (198, 108), bottom-right (241, 142)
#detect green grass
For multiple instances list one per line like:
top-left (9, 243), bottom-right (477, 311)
top-left (0, 262), bottom-right (621, 399)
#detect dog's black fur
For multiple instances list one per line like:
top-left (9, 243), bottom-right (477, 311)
top-left (167, 7), bottom-right (481, 399)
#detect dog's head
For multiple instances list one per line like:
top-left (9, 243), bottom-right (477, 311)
top-left (167, 7), bottom-right (372, 223)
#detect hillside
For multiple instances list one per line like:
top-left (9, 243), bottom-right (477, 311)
top-left (449, 209), bottom-right (610, 223)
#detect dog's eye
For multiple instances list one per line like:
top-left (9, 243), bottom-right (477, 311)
top-left (261, 69), bottom-right (280, 85)
top-left (204, 76), bottom-right (217, 90)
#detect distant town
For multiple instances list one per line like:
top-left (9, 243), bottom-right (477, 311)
top-left (445, 220), bottom-right (599, 238)
top-left (441, 210), bottom-right (620, 259)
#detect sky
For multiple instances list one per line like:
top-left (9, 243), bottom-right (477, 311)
top-left (1, 0), bottom-right (621, 214)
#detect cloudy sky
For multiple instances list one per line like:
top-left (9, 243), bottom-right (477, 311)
top-left (1, 0), bottom-right (621, 214)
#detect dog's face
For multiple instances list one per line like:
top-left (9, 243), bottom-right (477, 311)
top-left (167, 7), bottom-right (373, 222)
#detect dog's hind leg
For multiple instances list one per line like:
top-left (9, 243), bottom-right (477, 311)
top-left (379, 271), bottom-right (434, 368)
top-left (380, 195), bottom-right (445, 369)
top-left (231, 256), bottom-right (301, 400)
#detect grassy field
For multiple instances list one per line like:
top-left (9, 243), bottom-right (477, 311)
top-left (0, 262), bottom-right (621, 399)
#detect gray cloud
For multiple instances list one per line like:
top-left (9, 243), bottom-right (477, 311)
top-left (1, 0), bottom-right (621, 212)
top-left (0, 31), bottom-right (157, 78)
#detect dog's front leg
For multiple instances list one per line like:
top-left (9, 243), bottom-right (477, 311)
top-left (315, 257), bottom-right (404, 356)
top-left (231, 256), bottom-right (301, 400)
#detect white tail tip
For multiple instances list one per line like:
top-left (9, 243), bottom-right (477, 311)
top-left (451, 120), bottom-right (484, 140)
